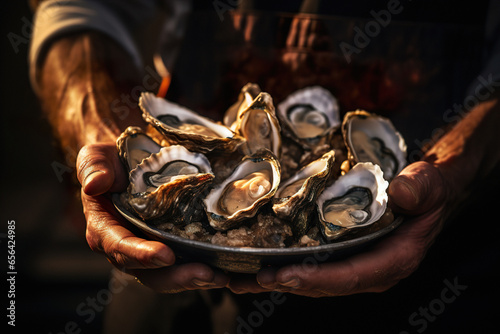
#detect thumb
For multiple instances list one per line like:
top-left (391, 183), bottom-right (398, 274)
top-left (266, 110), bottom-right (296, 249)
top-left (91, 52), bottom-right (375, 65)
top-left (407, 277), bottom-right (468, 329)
top-left (77, 143), bottom-right (128, 196)
top-left (388, 161), bottom-right (446, 215)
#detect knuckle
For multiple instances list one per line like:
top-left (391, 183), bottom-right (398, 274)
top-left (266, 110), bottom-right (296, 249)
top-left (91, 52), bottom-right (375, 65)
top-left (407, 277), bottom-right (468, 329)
top-left (76, 147), bottom-right (97, 182)
top-left (109, 251), bottom-right (128, 268)
top-left (116, 236), bottom-right (154, 268)
top-left (135, 248), bottom-right (154, 267)
top-left (76, 144), bottom-right (109, 184)
top-left (85, 228), bottom-right (103, 254)
top-left (344, 273), bottom-right (362, 294)
top-left (332, 273), bottom-right (362, 296)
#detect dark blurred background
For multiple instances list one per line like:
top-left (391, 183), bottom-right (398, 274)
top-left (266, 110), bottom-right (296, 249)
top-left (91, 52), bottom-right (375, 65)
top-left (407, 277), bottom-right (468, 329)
top-left (1, 2), bottom-right (499, 334)
top-left (1, 2), bottom-right (113, 333)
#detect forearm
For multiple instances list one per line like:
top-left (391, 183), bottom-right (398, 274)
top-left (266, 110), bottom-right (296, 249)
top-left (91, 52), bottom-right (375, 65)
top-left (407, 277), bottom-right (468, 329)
top-left (423, 92), bottom-right (500, 199)
top-left (36, 31), bottom-right (146, 152)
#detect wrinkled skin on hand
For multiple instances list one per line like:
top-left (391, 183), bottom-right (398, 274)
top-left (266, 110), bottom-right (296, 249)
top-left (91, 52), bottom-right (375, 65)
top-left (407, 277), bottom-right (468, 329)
top-left (77, 143), bottom-right (230, 293)
top-left (75, 145), bottom-right (453, 296)
top-left (76, 96), bottom-right (499, 297)
top-left (228, 161), bottom-right (450, 297)
top-left (228, 96), bottom-right (500, 296)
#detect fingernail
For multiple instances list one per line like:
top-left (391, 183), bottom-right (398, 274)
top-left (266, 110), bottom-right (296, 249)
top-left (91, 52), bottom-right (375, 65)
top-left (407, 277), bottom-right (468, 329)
top-left (390, 178), bottom-right (419, 210)
top-left (84, 170), bottom-right (104, 186)
top-left (83, 170), bottom-right (105, 194)
top-left (279, 277), bottom-right (301, 288)
top-left (231, 288), bottom-right (247, 294)
top-left (192, 279), bottom-right (216, 287)
top-left (258, 281), bottom-right (278, 289)
top-left (257, 268), bottom-right (277, 289)
top-left (401, 180), bottom-right (419, 204)
top-left (152, 257), bottom-right (172, 267)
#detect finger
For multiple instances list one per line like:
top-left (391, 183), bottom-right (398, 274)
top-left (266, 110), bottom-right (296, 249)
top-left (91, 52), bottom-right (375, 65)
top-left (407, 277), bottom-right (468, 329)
top-left (388, 161), bottom-right (446, 215)
top-left (129, 263), bottom-right (230, 293)
top-left (228, 273), bottom-right (274, 294)
top-left (256, 267), bottom-right (279, 290)
top-left (83, 192), bottom-right (175, 269)
top-left (77, 143), bottom-right (128, 195)
top-left (273, 231), bottom-right (422, 296)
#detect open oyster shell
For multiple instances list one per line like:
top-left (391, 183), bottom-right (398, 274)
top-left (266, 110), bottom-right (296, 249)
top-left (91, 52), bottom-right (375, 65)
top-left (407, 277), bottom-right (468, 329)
top-left (139, 92), bottom-right (243, 153)
top-left (273, 150), bottom-right (336, 238)
top-left (116, 126), bottom-right (162, 172)
top-left (127, 145), bottom-right (214, 224)
top-left (203, 149), bottom-right (281, 231)
top-left (277, 86), bottom-right (340, 147)
top-left (233, 92), bottom-right (282, 158)
top-left (224, 82), bottom-right (261, 129)
top-left (316, 162), bottom-right (388, 241)
top-left (114, 84), bottom-right (408, 249)
top-left (342, 110), bottom-right (407, 180)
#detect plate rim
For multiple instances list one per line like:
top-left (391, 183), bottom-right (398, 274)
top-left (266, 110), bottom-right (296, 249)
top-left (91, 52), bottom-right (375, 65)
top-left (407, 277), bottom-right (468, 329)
top-left (112, 193), bottom-right (403, 256)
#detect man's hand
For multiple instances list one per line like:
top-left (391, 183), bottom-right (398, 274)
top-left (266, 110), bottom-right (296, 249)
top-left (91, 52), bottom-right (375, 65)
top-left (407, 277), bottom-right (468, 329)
top-left (228, 161), bottom-right (448, 296)
top-left (229, 93), bottom-right (500, 296)
top-left (77, 143), bottom-right (230, 293)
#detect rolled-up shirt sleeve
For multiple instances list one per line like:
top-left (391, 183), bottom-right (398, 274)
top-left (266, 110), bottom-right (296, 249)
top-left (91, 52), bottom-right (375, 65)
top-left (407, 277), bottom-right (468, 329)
top-left (29, 0), bottom-right (160, 93)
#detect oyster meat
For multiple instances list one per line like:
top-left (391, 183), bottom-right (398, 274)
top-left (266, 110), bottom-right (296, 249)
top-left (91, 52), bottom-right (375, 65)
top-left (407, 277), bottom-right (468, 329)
top-left (316, 162), bottom-right (388, 241)
top-left (342, 110), bottom-right (406, 180)
top-left (204, 149), bottom-right (280, 231)
top-left (115, 84), bottom-right (407, 248)
top-left (277, 86), bottom-right (340, 146)
top-left (233, 92), bottom-right (282, 158)
top-left (128, 145), bottom-right (214, 223)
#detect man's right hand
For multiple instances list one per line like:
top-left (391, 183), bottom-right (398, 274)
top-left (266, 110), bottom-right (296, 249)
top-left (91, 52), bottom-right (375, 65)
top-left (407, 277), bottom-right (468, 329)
top-left (77, 143), bottom-right (230, 293)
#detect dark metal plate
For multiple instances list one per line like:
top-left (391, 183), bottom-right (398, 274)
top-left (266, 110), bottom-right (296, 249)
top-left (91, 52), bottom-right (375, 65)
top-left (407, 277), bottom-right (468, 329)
top-left (112, 193), bottom-right (403, 273)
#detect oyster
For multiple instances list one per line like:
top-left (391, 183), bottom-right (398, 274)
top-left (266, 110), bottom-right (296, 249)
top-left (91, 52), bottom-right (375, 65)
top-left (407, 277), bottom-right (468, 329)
top-left (277, 86), bottom-right (340, 146)
top-left (273, 150), bottom-right (336, 238)
top-left (114, 84), bottom-right (408, 249)
top-left (316, 162), bottom-right (388, 241)
top-left (233, 92), bottom-right (282, 158)
top-left (204, 149), bottom-right (280, 231)
top-left (139, 92), bottom-right (243, 153)
top-left (342, 110), bottom-right (406, 180)
top-left (116, 126), bottom-right (162, 172)
top-left (224, 82), bottom-right (261, 129)
top-left (127, 145), bottom-right (214, 223)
